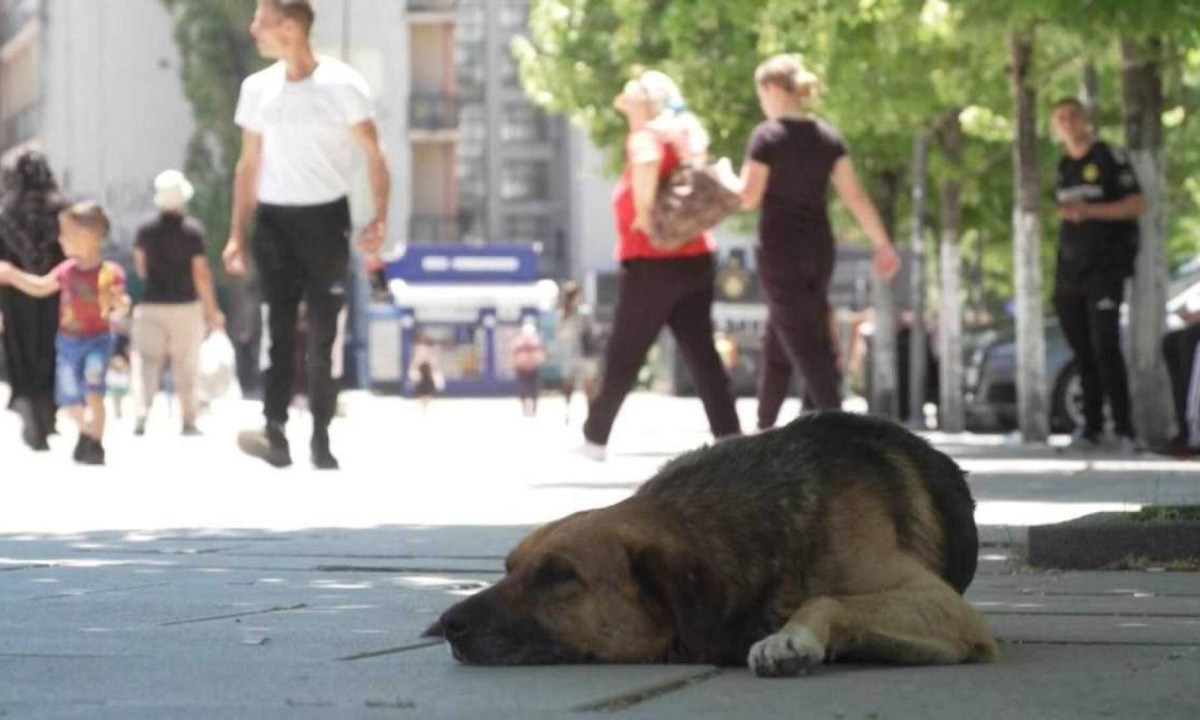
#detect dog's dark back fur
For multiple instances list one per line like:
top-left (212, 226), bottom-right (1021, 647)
top-left (640, 411), bottom-right (978, 595)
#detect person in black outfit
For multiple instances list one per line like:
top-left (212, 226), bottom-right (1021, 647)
top-left (0, 152), bottom-right (66, 450)
top-left (1050, 98), bottom-right (1146, 451)
top-left (718, 54), bottom-right (900, 429)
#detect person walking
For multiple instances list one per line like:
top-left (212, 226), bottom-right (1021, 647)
top-left (718, 54), bottom-right (901, 430)
top-left (512, 321), bottom-right (546, 417)
top-left (130, 169), bottom-right (224, 436)
top-left (554, 281), bottom-right (598, 423)
top-left (0, 151), bottom-right (66, 450)
top-left (222, 0), bottom-right (391, 470)
top-left (1049, 97), bottom-right (1146, 452)
top-left (580, 70), bottom-right (742, 460)
top-left (0, 202), bottom-right (127, 465)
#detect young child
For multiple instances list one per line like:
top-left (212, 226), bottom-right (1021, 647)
top-left (0, 201), bottom-right (127, 464)
top-left (407, 337), bottom-right (444, 414)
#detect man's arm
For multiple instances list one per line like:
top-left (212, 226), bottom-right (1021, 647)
top-left (222, 130), bottom-right (262, 275)
top-left (0, 261), bottom-right (61, 298)
top-left (133, 247), bottom-right (147, 279)
top-left (351, 119), bottom-right (391, 255)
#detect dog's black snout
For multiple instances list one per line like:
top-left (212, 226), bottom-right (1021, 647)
top-left (430, 605), bottom-right (470, 641)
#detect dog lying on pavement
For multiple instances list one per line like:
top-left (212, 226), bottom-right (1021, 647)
top-left (425, 412), bottom-right (998, 676)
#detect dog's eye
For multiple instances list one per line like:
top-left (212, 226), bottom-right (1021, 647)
top-left (533, 558), bottom-right (581, 588)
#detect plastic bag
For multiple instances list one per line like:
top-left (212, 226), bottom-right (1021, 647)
top-left (198, 329), bottom-right (237, 402)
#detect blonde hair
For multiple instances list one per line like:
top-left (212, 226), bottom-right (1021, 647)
top-left (755, 54), bottom-right (822, 106)
top-left (629, 70), bottom-right (710, 160)
top-left (60, 200), bottom-right (111, 238)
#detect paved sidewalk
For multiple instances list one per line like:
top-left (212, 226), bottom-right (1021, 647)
top-left (1, 391), bottom-right (1198, 717)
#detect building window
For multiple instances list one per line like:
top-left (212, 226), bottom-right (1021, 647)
top-left (500, 161), bottom-right (549, 201)
top-left (504, 215), bottom-right (548, 245)
top-left (501, 103), bottom-right (548, 143)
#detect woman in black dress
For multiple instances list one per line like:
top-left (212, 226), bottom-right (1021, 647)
top-left (0, 151), bottom-right (67, 449)
top-left (719, 55), bottom-right (900, 429)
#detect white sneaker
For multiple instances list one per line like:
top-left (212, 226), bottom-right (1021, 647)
top-left (576, 441), bottom-right (607, 462)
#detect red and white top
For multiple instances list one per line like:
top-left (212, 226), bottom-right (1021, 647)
top-left (612, 128), bottom-right (715, 262)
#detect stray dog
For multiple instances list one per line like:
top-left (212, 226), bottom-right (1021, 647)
top-left (425, 412), bottom-right (998, 676)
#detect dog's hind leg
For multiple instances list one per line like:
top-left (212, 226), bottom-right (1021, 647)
top-left (748, 568), bottom-right (997, 677)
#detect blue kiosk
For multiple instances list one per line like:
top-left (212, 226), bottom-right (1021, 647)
top-left (367, 244), bottom-right (558, 396)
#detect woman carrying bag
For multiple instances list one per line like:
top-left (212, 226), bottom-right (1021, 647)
top-left (580, 70), bottom-right (741, 461)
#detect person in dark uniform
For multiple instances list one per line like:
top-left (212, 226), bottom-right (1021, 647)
top-left (718, 54), bottom-right (900, 429)
top-left (1050, 97), bottom-right (1146, 452)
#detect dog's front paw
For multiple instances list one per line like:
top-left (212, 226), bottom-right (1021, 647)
top-left (747, 627), bottom-right (825, 678)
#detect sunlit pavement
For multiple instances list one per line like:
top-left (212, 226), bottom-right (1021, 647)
top-left (2, 386), bottom-right (1199, 718)
top-left (2, 385), bottom-right (1198, 534)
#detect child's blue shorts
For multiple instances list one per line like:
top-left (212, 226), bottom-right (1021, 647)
top-left (56, 332), bottom-right (113, 407)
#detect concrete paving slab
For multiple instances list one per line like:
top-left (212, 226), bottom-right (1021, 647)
top-left (613, 645), bottom-right (1200, 720)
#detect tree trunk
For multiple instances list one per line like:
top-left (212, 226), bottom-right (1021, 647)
top-left (937, 111), bottom-right (965, 433)
top-left (1081, 62), bottom-right (1100, 128)
top-left (1121, 37), bottom-right (1173, 445)
top-left (871, 169), bottom-right (901, 419)
top-left (908, 134), bottom-right (930, 427)
top-left (1009, 30), bottom-right (1050, 443)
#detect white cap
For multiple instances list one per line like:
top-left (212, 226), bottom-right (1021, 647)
top-left (153, 169), bottom-right (194, 212)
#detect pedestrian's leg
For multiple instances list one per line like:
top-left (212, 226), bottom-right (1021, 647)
top-left (666, 280), bottom-right (741, 439)
top-left (769, 290), bottom-right (841, 411)
top-left (253, 210), bottom-right (306, 428)
top-left (757, 319), bottom-right (793, 430)
top-left (299, 201), bottom-right (351, 467)
top-left (130, 306), bottom-right (166, 430)
top-left (169, 303), bottom-right (206, 430)
top-left (1087, 280), bottom-right (1133, 438)
top-left (1186, 341), bottom-right (1200, 447)
top-left (583, 262), bottom-right (674, 447)
top-left (1163, 329), bottom-right (1188, 435)
top-left (1053, 290), bottom-right (1103, 438)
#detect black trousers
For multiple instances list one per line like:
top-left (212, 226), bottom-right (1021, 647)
top-left (584, 254), bottom-right (741, 446)
top-left (1162, 322), bottom-right (1200, 441)
top-left (252, 198), bottom-right (350, 435)
top-left (1053, 276), bottom-right (1133, 438)
top-left (755, 258), bottom-right (841, 430)
top-left (0, 286), bottom-right (58, 407)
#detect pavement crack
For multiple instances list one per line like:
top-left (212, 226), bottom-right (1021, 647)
top-left (28, 582), bottom-right (172, 601)
top-left (0, 563), bottom-right (52, 572)
top-left (572, 669), bottom-right (721, 713)
top-left (160, 603), bottom-right (308, 626)
top-left (338, 640), bottom-right (444, 661)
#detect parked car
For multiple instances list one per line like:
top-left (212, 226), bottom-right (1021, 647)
top-left (965, 269), bottom-right (1200, 433)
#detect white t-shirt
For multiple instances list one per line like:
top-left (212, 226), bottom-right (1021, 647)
top-left (234, 56), bottom-right (374, 206)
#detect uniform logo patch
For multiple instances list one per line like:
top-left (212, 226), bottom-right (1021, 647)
top-left (1083, 163), bottom-right (1101, 183)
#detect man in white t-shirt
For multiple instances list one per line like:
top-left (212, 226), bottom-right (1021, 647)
top-left (223, 0), bottom-right (390, 470)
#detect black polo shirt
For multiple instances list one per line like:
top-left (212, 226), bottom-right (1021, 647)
top-left (1055, 140), bottom-right (1141, 286)
top-left (135, 212), bottom-right (206, 304)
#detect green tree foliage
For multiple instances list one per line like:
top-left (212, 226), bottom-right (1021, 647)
top-left (515, 0), bottom-right (1200, 314)
top-left (160, 0), bottom-right (263, 267)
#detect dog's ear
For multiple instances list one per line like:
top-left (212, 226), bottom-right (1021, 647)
top-left (627, 540), bottom-right (722, 663)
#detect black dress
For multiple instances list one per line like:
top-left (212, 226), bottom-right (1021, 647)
top-left (0, 194), bottom-right (65, 446)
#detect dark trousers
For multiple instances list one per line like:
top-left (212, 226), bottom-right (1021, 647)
top-left (756, 270), bottom-right (841, 430)
top-left (584, 254), bottom-right (740, 446)
top-left (252, 198), bottom-right (350, 435)
top-left (1162, 322), bottom-right (1200, 441)
top-left (1053, 277), bottom-right (1133, 438)
top-left (0, 287), bottom-right (58, 405)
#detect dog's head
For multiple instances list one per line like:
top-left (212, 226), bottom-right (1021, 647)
top-left (423, 501), bottom-right (721, 665)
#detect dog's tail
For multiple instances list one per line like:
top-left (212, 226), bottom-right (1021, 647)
top-left (915, 446), bottom-right (979, 594)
